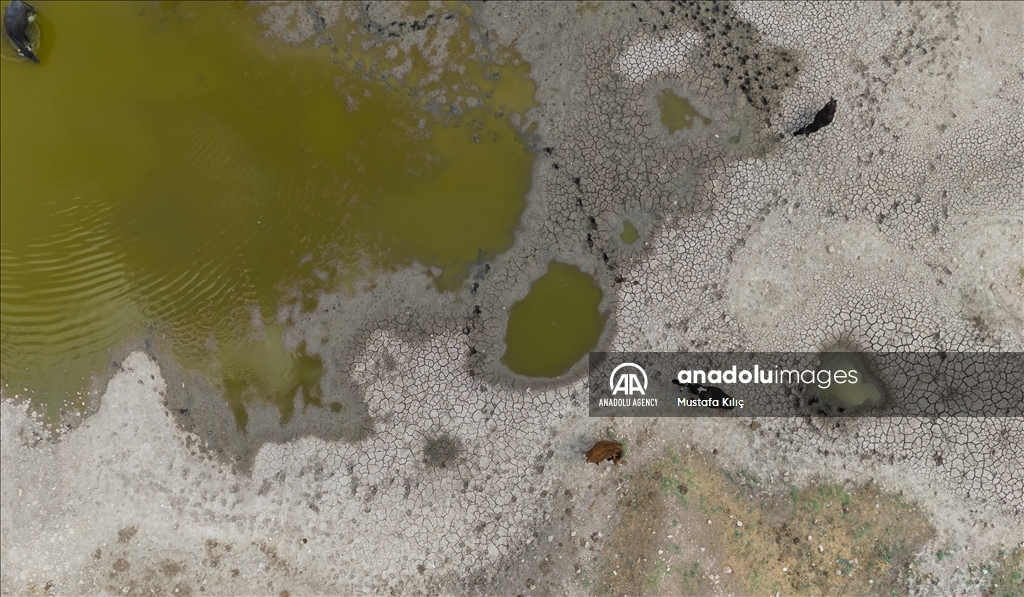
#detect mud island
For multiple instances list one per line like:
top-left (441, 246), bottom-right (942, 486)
top-left (2, 2), bottom-right (1022, 596)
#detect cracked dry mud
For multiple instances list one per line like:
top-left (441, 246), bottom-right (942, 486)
top-left (2, 1), bottom-right (1022, 596)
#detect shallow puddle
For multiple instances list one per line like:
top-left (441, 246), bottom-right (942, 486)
top-left (811, 351), bottom-right (886, 414)
top-left (0, 2), bottom-right (536, 424)
top-left (620, 220), bottom-right (640, 244)
top-left (502, 262), bottom-right (605, 378)
top-left (658, 89), bottom-right (711, 133)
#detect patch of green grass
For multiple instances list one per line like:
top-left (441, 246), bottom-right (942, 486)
top-left (872, 539), bottom-right (906, 563)
top-left (644, 559), bottom-right (670, 594)
top-left (983, 548), bottom-right (1023, 597)
top-left (653, 452), bottom-right (693, 508)
top-left (678, 562), bottom-right (703, 594)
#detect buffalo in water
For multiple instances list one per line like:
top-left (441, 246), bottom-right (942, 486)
top-left (793, 98), bottom-right (836, 136)
top-left (4, 0), bottom-right (39, 63)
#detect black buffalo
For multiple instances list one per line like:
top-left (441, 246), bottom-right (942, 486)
top-left (4, 0), bottom-right (39, 63)
top-left (793, 98), bottom-right (836, 136)
top-left (672, 379), bottom-right (735, 409)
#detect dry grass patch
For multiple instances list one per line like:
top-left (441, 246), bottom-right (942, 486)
top-left (595, 444), bottom-right (936, 596)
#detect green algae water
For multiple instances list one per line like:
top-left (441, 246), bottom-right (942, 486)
top-left (658, 89), bottom-right (711, 133)
top-left (0, 1), bottom-right (536, 424)
top-left (502, 262), bottom-right (606, 378)
top-left (620, 220), bottom-right (640, 244)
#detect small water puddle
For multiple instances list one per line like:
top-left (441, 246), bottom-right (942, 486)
top-left (620, 220), bottom-right (640, 244)
top-left (502, 262), bottom-right (606, 378)
top-left (658, 89), bottom-right (711, 133)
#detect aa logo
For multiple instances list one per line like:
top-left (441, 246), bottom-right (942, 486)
top-left (610, 363), bottom-right (648, 396)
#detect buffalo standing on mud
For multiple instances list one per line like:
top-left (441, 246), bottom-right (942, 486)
top-left (793, 98), bottom-right (836, 136)
top-left (585, 440), bottom-right (623, 465)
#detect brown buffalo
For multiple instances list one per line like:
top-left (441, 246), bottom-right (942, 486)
top-left (585, 440), bottom-right (623, 465)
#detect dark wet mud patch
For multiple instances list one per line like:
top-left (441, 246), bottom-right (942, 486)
top-left (668, 2), bottom-right (803, 123)
top-left (423, 433), bottom-right (465, 469)
top-left (501, 262), bottom-right (606, 378)
top-left (1, 1), bottom-right (536, 424)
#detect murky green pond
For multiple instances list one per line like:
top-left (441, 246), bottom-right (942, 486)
top-left (502, 262), bottom-right (605, 378)
top-left (658, 89), bottom-right (711, 133)
top-left (0, 1), bottom-right (536, 424)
